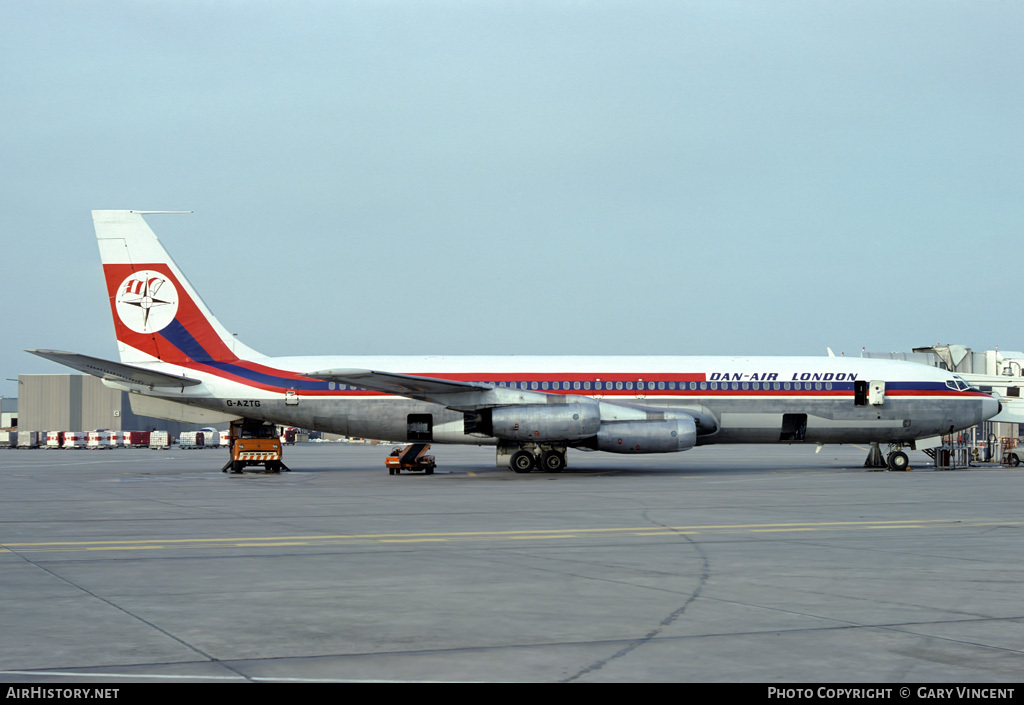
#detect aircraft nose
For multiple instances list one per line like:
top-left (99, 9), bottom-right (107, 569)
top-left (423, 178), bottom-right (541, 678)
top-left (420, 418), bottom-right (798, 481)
top-left (983, 396), bottom-right (1001, 421)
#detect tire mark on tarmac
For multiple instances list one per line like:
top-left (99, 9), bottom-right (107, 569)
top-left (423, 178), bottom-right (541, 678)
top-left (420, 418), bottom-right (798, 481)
top-left (1, 545), bottom-right (254, 682)
top-left (563, 509), bottom-right (711, 682)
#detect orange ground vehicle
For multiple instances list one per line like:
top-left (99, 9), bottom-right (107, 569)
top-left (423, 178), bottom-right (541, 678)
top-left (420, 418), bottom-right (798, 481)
top-left (221, 419), bottom-right (289, 474)
top-left (385, 443), bottom-right (436, 475)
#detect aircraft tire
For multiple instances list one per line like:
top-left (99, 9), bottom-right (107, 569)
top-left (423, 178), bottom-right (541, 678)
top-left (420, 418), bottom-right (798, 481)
top-left (510, 450), bottom-right (535, 474)
top-left (887, 451), bottom-right (909, 471)
top-left (540, 450), bottom-right (566, 473)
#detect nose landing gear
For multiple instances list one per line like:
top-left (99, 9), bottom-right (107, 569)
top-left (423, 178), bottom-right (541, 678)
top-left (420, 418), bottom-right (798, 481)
top-left (864, 442), bottom-right (910, 471)
top-left (886, 449), bottom-right (909, 471)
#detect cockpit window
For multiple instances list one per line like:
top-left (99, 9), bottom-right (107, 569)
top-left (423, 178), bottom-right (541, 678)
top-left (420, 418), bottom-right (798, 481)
top-left (945, 377), bottom-right (970, 392)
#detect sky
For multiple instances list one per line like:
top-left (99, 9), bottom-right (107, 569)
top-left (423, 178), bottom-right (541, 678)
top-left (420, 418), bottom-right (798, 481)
top-left (2, 0), bottom-right (1022, 393)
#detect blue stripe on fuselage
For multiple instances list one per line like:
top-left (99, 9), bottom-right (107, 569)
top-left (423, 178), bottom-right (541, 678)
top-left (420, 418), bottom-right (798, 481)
top-left (159, 319), bottom-right (216, 363)
top-left (160, 320), bottom-right (330, 390)
top-left (203, 361), bottom-right (330, 391)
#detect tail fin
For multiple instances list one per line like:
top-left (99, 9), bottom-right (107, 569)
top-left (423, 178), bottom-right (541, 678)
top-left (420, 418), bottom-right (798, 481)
top-left (94, 210), bottom-right (263, 365)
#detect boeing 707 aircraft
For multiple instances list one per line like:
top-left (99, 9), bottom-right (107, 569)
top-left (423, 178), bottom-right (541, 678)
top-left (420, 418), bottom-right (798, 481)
top-left (29, 210), bottom-right (1000, 472)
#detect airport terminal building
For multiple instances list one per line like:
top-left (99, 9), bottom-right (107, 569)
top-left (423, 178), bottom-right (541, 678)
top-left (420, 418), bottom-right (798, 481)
top-left (863, 345), bottom-right (1023, 456)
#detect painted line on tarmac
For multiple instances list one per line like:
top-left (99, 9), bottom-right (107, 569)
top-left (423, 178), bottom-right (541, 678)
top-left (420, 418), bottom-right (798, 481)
top-left (3, 518), bottom-right (1018, 555)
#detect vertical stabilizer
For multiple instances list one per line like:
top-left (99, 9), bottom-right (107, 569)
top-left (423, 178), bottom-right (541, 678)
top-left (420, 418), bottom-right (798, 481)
top-left (94, 210), bottom-right (263, 364)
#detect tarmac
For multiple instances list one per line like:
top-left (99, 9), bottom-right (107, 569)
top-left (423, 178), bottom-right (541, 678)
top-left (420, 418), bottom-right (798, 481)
top-left (0, 442), bottom-right (1021, 683)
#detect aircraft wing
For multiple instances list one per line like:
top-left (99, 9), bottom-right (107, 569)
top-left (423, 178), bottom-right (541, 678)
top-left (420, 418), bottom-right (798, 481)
top-left (306, 368), bottom-right (718, 432)
top-left (306, 368), bottom-right (552, 410)
top-left (26, 349), bottom-right (203, 388)
top-left (307, 368), bottom-right (494, 397)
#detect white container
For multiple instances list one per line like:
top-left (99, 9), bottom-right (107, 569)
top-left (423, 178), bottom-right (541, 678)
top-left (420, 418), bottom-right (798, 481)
top-left (64, 432), bottom-right (87, 449)
top-left (178, 431), bottom-right (205, 449)
top-left (87, 431), bottom-right (114, 449)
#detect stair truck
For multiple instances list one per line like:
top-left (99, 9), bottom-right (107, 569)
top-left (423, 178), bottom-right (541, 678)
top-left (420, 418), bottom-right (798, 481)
top-left (385, 443), bottom-right (436, 475)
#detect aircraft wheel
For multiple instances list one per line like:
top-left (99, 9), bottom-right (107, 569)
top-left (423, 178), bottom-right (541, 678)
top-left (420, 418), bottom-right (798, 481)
top-left (510, 450), bottom-right (535, 474)
top-left (887, 451), bottom-right (909, 471)
top-left (540, 450), bottom-right (566, 473)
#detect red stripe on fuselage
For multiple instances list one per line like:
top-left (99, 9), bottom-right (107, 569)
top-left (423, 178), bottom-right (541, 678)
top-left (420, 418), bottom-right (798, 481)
top-left (161, 357), bottom-right (984, 402)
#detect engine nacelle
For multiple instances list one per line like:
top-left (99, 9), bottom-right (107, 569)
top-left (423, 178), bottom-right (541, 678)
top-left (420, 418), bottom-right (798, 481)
top-left (489, 403), bottom-right (601, 442)
top-left (595, 418), bottom-right (697, 453)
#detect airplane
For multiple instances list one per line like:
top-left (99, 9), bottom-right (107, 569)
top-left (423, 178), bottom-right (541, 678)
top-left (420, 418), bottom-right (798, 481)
top-left (29, 210), bottom-right (1001, 473)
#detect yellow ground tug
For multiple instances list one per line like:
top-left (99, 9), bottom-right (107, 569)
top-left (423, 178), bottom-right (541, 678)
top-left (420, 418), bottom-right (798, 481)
top-left (221, 419), bottom-right (289, 474)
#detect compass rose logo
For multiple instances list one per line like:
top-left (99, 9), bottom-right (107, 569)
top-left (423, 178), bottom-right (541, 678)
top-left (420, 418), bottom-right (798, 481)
top-left (115, 270), bottom-right (179, 334)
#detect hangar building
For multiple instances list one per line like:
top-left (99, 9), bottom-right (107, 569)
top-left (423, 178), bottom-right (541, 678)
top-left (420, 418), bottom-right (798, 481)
top-left (16, 374), bottom-right (215, 437)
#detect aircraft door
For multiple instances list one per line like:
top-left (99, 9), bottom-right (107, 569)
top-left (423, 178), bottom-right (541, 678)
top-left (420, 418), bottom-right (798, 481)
top-left (854, 380), bottom-right (868, 406)
top-left (869, 380), bottom-right (886, 405)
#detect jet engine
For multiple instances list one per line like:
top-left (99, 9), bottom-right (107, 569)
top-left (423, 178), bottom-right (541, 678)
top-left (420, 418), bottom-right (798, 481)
top-left (465, 403), bottom-right (601, 442)
top-left (594, 418), bottom-right (697, 453)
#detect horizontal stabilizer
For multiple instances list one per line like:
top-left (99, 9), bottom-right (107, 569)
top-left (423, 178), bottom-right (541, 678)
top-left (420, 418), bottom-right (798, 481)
top-left (307, 368), bottom-right (492, 400)
top-left (26, 349), bottom-right (202, 388)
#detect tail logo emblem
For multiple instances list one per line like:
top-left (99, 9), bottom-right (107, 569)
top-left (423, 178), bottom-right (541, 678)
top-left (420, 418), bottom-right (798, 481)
top-left (115, 270), bottom-right (179, 334)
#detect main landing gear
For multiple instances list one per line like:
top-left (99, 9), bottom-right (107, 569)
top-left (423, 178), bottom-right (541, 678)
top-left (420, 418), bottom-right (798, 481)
top-left (864, 442), bottom-right (910, 472)
top-left (500, 444), bottom-right (567, 474)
